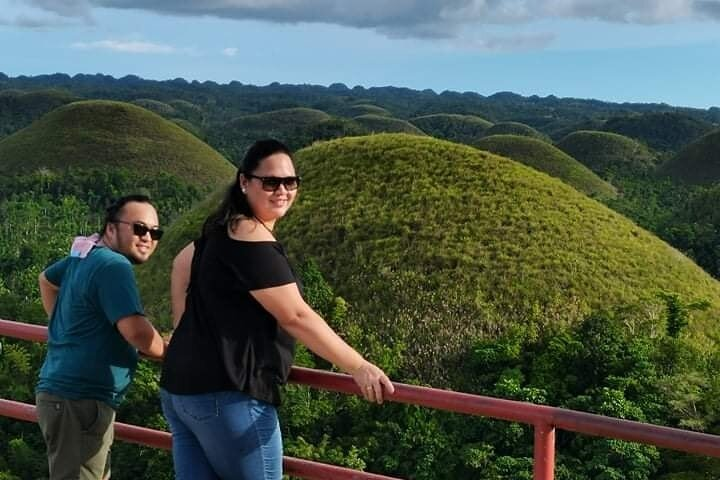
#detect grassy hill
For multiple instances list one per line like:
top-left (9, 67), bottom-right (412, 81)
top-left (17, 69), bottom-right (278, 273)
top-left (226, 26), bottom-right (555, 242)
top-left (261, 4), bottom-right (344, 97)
top-left (167, 99), bottom-right (205, 124)
top-left (657, 128), bottom-right (720, 184)
top-left (209, 107), bottom-right (333, 163)
top-left (409, 113), bottom-right (492, 144)
top-left (352, 114), bottom-right (426, 135)
top-left (137, 134), bottom-right (720, 382)
top-left (229, 107), bottom-right (331, 129)
top-left (602, 112), bottom-right (714, 153)
top-left (556, 130), bottom-right (658, 177)
top-left (0, 88), bottom-right (79, 138)
top-left (544, 118), bottom-right (606, 141)
top-left (474, 134), bottom-right (617, 199)
top-left (131, 98), bottom-right (206, 136)
top-left (482, 121), bottom-right (547, 140)
top-left (0, 100), bottom-right (235, 190)
top-left (340, 104), bottom-right (391, 117)
top-left (131, 98), bottom-right (178, 117)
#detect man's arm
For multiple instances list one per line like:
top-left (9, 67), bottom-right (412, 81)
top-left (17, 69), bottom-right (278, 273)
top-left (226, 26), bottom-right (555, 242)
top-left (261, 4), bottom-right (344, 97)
top-left (116, 315), bottom-right (166, 360)
top-left (38, 272), bottom-right (60, 318)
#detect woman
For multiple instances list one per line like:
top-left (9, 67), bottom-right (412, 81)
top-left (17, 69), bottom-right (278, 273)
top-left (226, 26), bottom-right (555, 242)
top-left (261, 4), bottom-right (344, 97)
top-left (160, 139), bottom-right (394, 480)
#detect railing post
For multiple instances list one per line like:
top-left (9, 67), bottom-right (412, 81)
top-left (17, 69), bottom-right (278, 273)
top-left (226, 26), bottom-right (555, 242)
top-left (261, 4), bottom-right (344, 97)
top-left (534, 422), bottom-right (555, 480)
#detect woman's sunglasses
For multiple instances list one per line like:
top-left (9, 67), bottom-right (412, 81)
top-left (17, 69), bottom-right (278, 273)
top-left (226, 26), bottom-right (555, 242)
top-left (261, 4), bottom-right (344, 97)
top-left (114, 220), bottom-right (164, 240)
top-left (245, 174), bottom-right (301, 192)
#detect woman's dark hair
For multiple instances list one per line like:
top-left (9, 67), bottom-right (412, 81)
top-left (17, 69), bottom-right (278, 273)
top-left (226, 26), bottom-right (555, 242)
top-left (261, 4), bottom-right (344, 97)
top-left (101, 194), bottom-right (154, 236)
top-left (203, 139), bottom-right (293, 235)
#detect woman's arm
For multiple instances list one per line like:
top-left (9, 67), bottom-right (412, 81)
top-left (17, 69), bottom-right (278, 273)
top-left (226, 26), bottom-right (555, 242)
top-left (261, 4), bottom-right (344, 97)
top-left (251, 283), bottom-right (395, 403)
top-left (170, 243), bottom-right (195, 329)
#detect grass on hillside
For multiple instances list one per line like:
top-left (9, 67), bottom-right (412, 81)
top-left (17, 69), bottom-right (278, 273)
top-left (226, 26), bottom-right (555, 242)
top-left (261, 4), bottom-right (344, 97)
top-left (0, 100), bottom-right (235, 191)
top-left (409, 113), bottom-right (492, 144)
top-left (556, 130), bottom-right (658, 178)
top-left (352, 114), bottom-right (426, 135)
top-left (229, 107), bottom-right (331, 129)
top-left (130, 98), bottom-right (178, 117)
top-left (285, 135), bottom-right (720, 357)
top-left (340, 104), bottom-right (391, 117)
top-left (474, 134), bottom-right (617, 199)
top-left (482, 121), bottom-right (547, 141)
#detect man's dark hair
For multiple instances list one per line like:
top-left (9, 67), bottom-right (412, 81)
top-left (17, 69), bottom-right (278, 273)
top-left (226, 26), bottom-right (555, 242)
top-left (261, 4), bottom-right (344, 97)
top-left (101, 194), bottom-right (154, 236)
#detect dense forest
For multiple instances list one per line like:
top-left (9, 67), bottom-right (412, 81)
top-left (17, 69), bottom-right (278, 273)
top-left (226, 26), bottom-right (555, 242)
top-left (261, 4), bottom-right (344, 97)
top-left (1, 72), bottom-right (720, 479)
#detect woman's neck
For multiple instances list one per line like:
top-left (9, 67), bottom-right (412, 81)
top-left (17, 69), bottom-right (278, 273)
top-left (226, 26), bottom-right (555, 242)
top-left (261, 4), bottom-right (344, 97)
top-left (253, 216), bottom-right (275, 234)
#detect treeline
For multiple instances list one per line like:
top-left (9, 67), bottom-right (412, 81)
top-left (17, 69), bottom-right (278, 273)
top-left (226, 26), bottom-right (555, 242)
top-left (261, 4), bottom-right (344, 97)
top-left (605, 173), bottom-right (720, 281)
top-left (3, 72), bottom-right (719, 144)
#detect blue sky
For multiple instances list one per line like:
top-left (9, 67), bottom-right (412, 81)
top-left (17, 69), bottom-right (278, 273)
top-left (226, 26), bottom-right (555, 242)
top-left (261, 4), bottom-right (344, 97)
top-left (1, 1), bottom-right (719, 109)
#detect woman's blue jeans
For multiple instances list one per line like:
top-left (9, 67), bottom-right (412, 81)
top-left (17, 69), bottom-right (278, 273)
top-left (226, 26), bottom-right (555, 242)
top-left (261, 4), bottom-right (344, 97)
top-left (160, 389), bottom-right (282, 480)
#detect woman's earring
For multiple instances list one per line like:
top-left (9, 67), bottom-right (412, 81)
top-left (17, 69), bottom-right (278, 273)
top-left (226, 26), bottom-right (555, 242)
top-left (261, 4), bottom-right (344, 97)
top-left (241, 188), bottom-right (247, 193)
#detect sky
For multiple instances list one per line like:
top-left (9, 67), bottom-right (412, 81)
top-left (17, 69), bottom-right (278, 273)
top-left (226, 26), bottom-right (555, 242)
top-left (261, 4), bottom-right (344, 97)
top-left (1, 0), bottom-right (719, 109)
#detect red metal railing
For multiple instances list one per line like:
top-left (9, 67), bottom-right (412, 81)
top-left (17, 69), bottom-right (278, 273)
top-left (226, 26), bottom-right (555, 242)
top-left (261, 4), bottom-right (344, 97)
top-left (3, 317), bottom-right (720, 479)
top-left (0, 398), bottom-right (399, 479)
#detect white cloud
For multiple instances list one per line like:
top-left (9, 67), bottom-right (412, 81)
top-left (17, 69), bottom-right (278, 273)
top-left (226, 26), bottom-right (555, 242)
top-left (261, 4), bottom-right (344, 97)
top-left (463, 32), bottom-right (557, 51)
top-left (71, 40), bottom-right (178, 54)
top-left (541, 0), bottom-right (695, 23)
top-left (222, 47), bottom-right (239, 57)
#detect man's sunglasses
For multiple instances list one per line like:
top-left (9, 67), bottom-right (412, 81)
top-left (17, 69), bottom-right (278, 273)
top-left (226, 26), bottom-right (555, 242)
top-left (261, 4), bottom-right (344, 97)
top-left (114, 220), bottom-right (164, 240)
top-left (245, 174), bottom-right (301, 192)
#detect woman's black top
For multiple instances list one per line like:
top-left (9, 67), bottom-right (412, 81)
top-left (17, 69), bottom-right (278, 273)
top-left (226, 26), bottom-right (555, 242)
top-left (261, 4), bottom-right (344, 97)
top-left (160, 227), bottom-right (297, 405)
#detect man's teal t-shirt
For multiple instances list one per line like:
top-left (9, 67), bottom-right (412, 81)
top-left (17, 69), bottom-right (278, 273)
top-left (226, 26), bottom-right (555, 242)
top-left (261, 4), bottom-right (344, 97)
top-left (36, 246), bottom-right (143, 409)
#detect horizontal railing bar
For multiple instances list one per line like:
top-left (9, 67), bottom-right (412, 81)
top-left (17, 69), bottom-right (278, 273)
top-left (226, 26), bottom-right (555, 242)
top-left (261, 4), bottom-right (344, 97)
top-left (289, 367), bottom-right (720, 457)
top-left (0, 318), bottom-right (47, 342)
top-left (289, 366), bottom-right (550, 423)
top-left (551, 409), bottom-right (720, 457)
top-left (0, 399), bottom-right (402, 480)
top-left (4, 318), bottom-right (720, 459)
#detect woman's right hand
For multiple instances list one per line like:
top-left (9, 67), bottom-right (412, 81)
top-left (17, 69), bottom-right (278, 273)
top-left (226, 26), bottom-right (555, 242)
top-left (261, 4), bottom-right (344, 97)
top-left (351, 360), bottom-right (395, 404)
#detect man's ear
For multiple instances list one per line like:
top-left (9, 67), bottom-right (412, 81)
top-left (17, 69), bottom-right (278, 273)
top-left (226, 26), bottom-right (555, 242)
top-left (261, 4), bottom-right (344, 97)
top-left (103, 223), bottom-right (117, 244)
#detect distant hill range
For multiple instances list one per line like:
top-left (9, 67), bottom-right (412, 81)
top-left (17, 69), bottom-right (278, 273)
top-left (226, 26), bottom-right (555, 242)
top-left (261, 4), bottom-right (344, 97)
top-left (1, 72), bottom-right (718, 149)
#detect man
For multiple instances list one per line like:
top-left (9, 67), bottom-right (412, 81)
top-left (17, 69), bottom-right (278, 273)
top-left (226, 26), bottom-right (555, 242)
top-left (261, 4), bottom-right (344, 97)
top-left (36, 194), bottom-right (167, 480)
